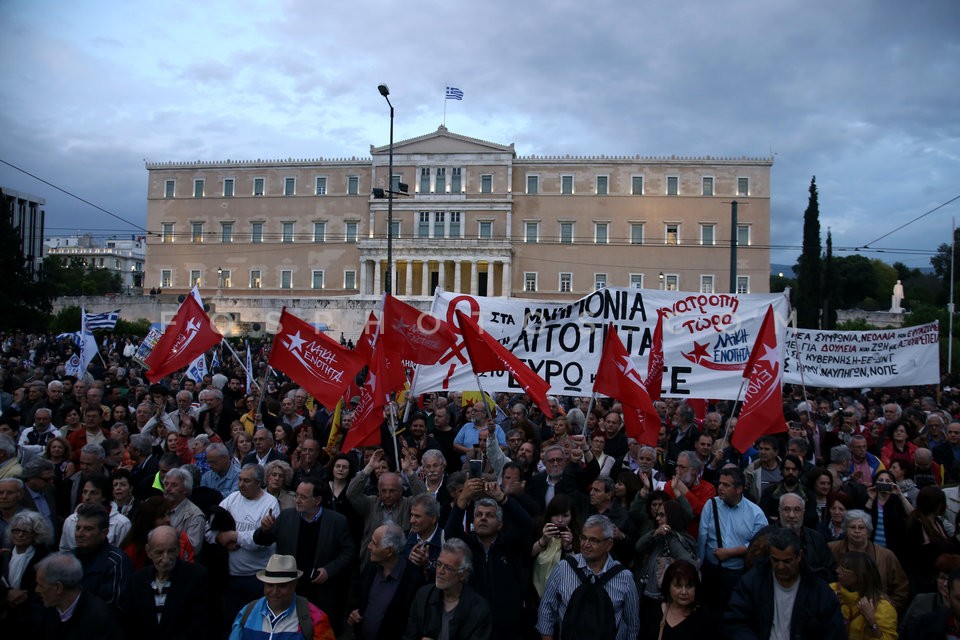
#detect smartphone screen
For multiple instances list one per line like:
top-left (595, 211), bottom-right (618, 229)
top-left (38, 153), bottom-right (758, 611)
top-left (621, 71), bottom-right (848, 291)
top-left (469, 459), bottom-right (483, 478)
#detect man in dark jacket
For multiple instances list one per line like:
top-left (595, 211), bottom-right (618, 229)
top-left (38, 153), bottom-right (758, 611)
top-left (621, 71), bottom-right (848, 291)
top-left (404, 538), bottom-right (491, 640)
top-left (903, 567), bottom-right (960, 638)
top-left (348, 522), bottom-right (425, 640)
top-left (37, 552), bottom-right (122, 640)
top-left (125, 525), bottom-right (209, 640)
top-left (253, 476), bottom-right (355, 634)
top-left (724, 528), bottom-right (846, 640)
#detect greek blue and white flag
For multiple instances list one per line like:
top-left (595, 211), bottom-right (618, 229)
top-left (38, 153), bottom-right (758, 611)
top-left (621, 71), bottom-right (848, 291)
top-left (185, 353), bottom-right (208, 382)
top-left (65, 307), bottom-right (99, 377)
top-left (83, 309), bottom-right (120, 330)
top-left (445, 86), bottom-right (464, 100)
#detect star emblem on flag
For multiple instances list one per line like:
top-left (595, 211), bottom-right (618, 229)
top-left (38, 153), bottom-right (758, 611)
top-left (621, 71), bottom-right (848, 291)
top-left (285, 331), bottom-right (307, 353)
top-left (683, 340), bottom-right (711, 364)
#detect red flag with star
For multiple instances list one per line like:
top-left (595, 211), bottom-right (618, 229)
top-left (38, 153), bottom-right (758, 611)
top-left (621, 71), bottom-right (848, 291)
top-left (454, 310), bottom-right (553, 418)
top-left (354, 312), bottom-right (379, 363)
top-left (267, 308), bottom-right (366, 409)
top-left (593, 324), bottom-right (662, 446)
top-left (145, 294), bottom-right (222, 382)
top-left (380, 295), bottom-right (457, 365)
top-left (645, 310), bottom-right (665, 401)
top-left (731, 306), bottom-right (786, 452)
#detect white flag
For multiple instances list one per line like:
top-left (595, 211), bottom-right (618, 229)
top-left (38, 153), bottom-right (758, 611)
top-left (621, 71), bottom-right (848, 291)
top-left (65, 306), bottom-right (99, 378)
top-left (185, 352), bottom-right (208, 382)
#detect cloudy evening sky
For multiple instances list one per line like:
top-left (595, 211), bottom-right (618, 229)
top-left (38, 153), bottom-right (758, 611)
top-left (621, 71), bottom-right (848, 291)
top-left (1, 0), bottom-right (958, 270)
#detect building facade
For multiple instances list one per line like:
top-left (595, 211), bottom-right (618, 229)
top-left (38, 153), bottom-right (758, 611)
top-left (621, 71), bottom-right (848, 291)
top-left (2, 186), bottom-right (45, 279)
top-left (45, 234), bottom-right (146, 290)
top-left (145, 126), bottom-right (772, 304)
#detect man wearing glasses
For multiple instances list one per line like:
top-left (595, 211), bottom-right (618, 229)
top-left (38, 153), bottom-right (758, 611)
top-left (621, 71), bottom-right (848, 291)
top-left (536, 514), bottom-right (639, 640)
top-left (404, 538), bottom-right (491, 640)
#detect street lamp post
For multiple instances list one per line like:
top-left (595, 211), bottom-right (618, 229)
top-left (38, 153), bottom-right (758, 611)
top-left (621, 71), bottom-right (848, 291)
top-left (378, 83), bottom-right (394, 295)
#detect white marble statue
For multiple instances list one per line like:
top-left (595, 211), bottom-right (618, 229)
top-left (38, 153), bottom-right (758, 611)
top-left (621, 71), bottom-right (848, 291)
top-left (890, 279), bottom-right (905, 313)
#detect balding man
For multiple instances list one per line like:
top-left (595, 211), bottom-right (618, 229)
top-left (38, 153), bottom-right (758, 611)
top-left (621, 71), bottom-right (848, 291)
top-left (347, 448), bottom-right (427, 567)
top-left (201, 442), bottom-right (240, 497)
top-left (19, 407), bottom-right (58, 448)
top-left (125, 525), bottom-right (209, 640)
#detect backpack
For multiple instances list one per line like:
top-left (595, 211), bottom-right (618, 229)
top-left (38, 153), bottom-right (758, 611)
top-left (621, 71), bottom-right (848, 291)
top-left (239, 595), bottom-right (314, 640)
top-left (560, 555), bottom-right (629, 640)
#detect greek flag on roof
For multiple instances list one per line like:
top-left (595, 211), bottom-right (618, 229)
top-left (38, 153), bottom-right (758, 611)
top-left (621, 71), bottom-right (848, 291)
top-left (445, 86), bottom-right (464, 100)
top-left (84, 309), bottom-right (120, 330)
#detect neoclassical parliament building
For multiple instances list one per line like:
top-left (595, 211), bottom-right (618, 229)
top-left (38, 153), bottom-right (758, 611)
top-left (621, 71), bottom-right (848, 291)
top-left (145, 126), bottom-right (772, 303)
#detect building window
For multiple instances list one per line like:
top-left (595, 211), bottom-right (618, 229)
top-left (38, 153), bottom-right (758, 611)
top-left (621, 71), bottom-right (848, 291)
top-left (595, 222), bottom-right (609, 244)
top-left (434, 167), bottom-right (446, 194)
top-left (251, 222), bottom-right (263, 244)
top-left (418, 212), bottom-right (430, 238)
top-left (667, 176), bottom-right (679, 196)
top-left (594, 274), bottom-right (608, 290)
top-left (434, 211), bottom-right (445, 238)
top-left (479, 220), bottom-right (493, 239)
top-left (220, 269), bottom-right (232, 288)
top-left (596, 175), bottom-right (608, 195)
top-left (480, 174), bottom-right (493, 194)
top-left (702, 177), bottom-right (714, 196)
top-left (738, 177), bottom-right (749, 196)
top-left (191, 223), bottom-right (203, 243)
top-left (253, 177), bottom-right (265, 196)
top-left (559, 272), bottom-right (572, 293)
top-left (560, 222), bottom-right (574, 244)
top-left (526, 175), bottom-right (539, 195)
top-left (344, 270), bottom-right (357, 290)
top-left (313, 222), bottom-right (326, 243)
top-left (449, 211), bottom-right (461, 238)
top-left (666, 224), bottom-right (679, 245)
top-left (223, 179), bottom-right (234, 197)
top-left (160, 269), bottom-right (172, 288)
top-left (193, 179), bottom-right (204, 198)
top-left (561, 175), bottom-right (574, 195)
top-left (347, 176), bottom-right (359, 195)
top-left (283, 177), bottom-right (295, 196)
top-left (630, 274), bottom-right (643, 289)
top-left (524, 272), bottom-right (538, 292)
top-left (250, 270), bottom-right (261, 289)
top-left (280, 270), bottom-right (293, 289)
top-left (525, 221), bottom-right (539, 243)
top-left (311, 270), bottom-right (324, 290)
top-left (665, 274), bottom-right (679, 291)
top-left (737, 276), bottom-right (750, 294)
top-left (161, 223), bottom-right (174, 243)
top-left (451, 167), bottom-right (462, 193)
top-left (164, 180), bottom-right (175, 198)
top-left (737, 224), bottom-right (751, 246)
top-left (282, 222), bottom-right (294, 243)
top-left (391, 174), bottom-right (401, 192)
top-left (190, 270), bottom-right (201, 287)
top-left (700, 275), bottom-right (715, 293)
top-left (389, 219), bottom-right (400, 239)
top-left (345, 222), bottom-right (358, 243)
top-left (419, 168), bottom-right (430, 193)
top-left (315, 177), bottom-right (327, 195)
top-left (630, 223), bottom-right (644, 245)
top-left (700, 224), bottom-right (715, 245)
top-left (631, 176), bottom-right (643, 195)
top-left (221, 222), bottom-right (233, 243)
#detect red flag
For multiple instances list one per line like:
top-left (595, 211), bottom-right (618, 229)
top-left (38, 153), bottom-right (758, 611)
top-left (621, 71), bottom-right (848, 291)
top-left (380, 295), bottom-right (457, 365)
top-left (145, 295), bottom-right (222, 382)
top-left (354, 312), bottom-right (379, 363)
top-left (454, 310), bottom-right (553, 418)
top-left (645, 310), bottom-right (664, 401)
top-left (342, 342), bottom-right (397, 453)
top-left (267, 309), bottom-right (366, 409)
top-left (593, 324), bottom-right (662, 446)
top-left (732, 306), bottom-right (786, 452)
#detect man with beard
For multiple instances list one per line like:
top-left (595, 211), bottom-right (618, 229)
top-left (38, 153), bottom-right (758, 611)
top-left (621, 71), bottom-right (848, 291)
top-left (662, 450), bottom-right (716, 536)
top-left (514, 440), bottom-right (538, 481)
top-left (750, 492), bottom-right (836, 581)
top-left (759, 454), bottom-right (815, 524)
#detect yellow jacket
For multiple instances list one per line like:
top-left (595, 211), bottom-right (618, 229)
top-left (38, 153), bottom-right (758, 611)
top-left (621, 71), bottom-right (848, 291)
top-left (830, 583), bottom-right (898, 640)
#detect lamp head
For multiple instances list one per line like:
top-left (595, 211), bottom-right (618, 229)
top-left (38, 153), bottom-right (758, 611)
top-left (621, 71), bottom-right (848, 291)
top-left (378, 84), bottom-right (390, 97)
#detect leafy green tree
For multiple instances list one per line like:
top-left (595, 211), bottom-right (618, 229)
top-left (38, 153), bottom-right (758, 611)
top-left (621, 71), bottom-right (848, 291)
top-left (0, 213), bottom-right (52, 330)
top-left (794, 177), bottom-right (822, 328)
top-left (931, 229), bottom-right (960, 305)
top-left (836, 318), bottom-right (877, 331)
top-left (42, 255), bottom-right (122, 296)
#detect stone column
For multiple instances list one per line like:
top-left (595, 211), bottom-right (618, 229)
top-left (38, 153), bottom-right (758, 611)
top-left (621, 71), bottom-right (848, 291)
top-left (359, 259), bottom-right (368, 295)
top-left (438, 259), bottom-right (446, 291)
top-left (421, 261), bottom-right (430, 296)
top-left (502, 260), bottom-right (511, 298)
top-left (470, 260), bottom-right (479, 296)
top-left (373, 260), bottom-right (381, 295)
top-left (405, 260), bottom-right (414, 296)
top-left (454, 261), bottom-right (462, 293)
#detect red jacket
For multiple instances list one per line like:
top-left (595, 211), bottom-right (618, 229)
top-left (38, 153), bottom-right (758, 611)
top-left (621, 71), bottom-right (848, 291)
top-left (664, 477), bottom-right (716, 537)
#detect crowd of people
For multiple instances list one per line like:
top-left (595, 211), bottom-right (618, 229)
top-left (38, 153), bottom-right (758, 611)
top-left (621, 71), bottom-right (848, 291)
top-left (2, 330), bottom-right (960, 639)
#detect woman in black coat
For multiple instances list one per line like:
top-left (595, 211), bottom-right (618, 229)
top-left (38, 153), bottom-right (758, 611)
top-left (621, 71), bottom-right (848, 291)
top-left (0, 510), bottom-right (52, 635)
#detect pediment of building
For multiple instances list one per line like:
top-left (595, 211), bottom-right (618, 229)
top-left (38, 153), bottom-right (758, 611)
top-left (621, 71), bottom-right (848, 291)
top-left (371, 125), bottom-right (514, 156)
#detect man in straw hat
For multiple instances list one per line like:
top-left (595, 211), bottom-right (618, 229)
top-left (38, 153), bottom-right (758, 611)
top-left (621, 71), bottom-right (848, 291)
top-left (229, 554), bottom-right (334, 640)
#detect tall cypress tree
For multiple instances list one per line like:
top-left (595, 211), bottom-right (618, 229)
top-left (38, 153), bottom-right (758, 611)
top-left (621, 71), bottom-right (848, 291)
top-left (795, 177), bottom-right (822, 328)
top-left (822, 230), bottom-right (837, 329)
